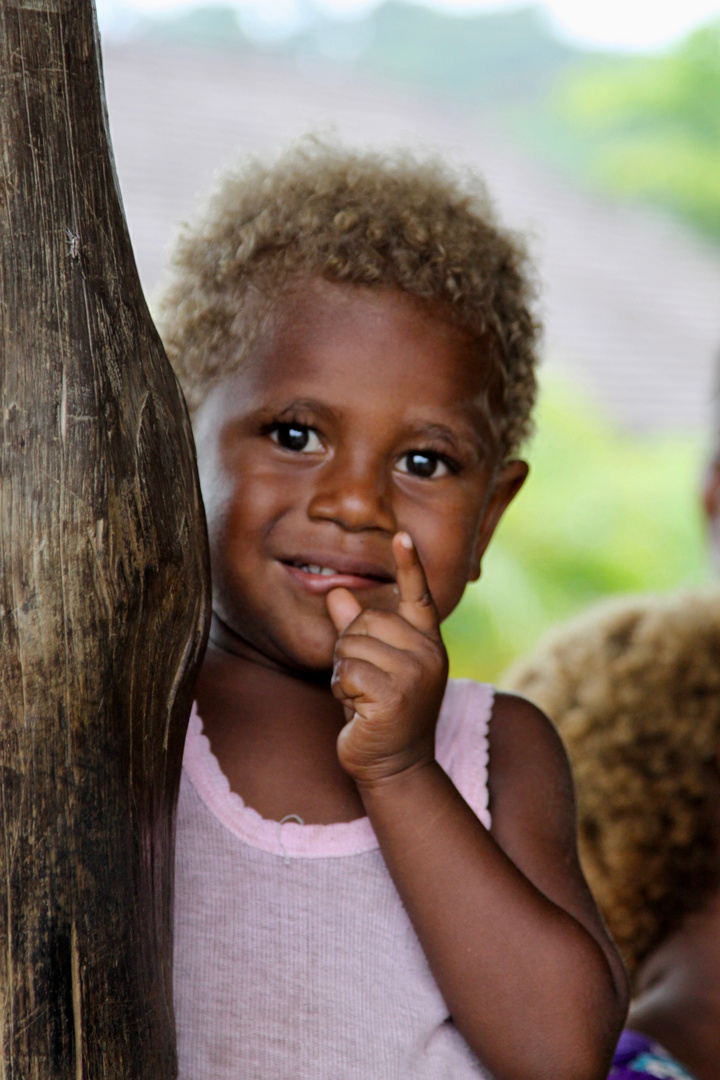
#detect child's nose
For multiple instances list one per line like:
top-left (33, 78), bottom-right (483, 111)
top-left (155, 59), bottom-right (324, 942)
top-left (307, 454), bottom-right (396, 534)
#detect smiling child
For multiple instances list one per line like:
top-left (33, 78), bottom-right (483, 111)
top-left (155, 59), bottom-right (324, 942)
top-left (156, 140), bottom-right (628, 1080)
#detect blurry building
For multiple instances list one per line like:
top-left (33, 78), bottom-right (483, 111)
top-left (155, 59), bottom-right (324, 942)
top-left (103, 40), bottom-right (720, 433)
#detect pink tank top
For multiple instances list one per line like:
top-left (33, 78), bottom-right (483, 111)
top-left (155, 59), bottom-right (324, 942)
top-left (174, 678), bottom-right (494, 1079)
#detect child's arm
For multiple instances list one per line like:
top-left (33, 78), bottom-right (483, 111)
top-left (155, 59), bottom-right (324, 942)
top-left (327, 534), bottom-right (629, 1080)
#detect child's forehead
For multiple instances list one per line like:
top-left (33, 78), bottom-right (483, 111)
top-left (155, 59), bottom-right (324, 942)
top-left (248, 277), bottom-right (498, 393)
top-left (272, 276), bottom-right (463, 330)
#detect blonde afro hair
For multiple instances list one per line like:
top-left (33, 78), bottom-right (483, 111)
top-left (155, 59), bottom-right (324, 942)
top-left (154, 138), bottom-right (540, 460)
top-left (504, 591), bottom-right (720, 983)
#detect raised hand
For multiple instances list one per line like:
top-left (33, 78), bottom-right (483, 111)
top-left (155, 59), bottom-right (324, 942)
top-left (326, 532), bottom-right (448, 785)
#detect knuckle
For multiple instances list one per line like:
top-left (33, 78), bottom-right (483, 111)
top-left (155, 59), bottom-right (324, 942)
top-left (330, 678), bottom-right (345, 701)
top-left (331, 666), bottom-right (345, 694)
top-left (351, 609), bottom-right (375, 631)
top-left (336, 656), bottom-right (356, 677)
top-left (357, 610), bottom-right (385, 635)
top-left (334, 636), bottom-right (351, 659)
top-left (332, 658), bottom-right (350, 686)
top-left (428, 638), bottom-right (447, 664)
top-left (427, 646), bottom-right (448, 680)
top-left (404, 655), bottom-right (423, 682)
top-left (377, 611), bottom-right (405, 635)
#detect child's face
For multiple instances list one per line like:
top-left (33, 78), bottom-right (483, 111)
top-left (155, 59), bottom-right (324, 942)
top-left (194, 279), bottom-right (526, 672)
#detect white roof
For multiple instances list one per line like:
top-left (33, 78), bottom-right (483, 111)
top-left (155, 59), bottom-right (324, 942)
top-left (103, 42), bottom-right (720, 432)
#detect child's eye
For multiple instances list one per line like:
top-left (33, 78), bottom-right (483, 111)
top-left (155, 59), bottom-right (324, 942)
top-left (270, 423), bottom-right (322, 453)
top-left (396, 451), bottom-right (451, 479)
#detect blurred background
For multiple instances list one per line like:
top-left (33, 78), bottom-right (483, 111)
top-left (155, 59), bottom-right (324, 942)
top-left (96, 0), bottom-right (720, 680)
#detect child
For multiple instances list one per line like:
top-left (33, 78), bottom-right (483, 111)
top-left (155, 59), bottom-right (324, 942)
top-left (156, 140), bottom-right (628, 1080)
top-left (505, 590), bottom-right (720, 1080)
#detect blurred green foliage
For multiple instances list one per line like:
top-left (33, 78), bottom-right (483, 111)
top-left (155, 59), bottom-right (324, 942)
top-left (444, 374), bottom-right (711, 682)
top-left (548, 21), bottom-right (720, 236)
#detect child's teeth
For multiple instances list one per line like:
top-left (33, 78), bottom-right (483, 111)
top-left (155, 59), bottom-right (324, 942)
top-left (304, 564), bottom-right (336, 576)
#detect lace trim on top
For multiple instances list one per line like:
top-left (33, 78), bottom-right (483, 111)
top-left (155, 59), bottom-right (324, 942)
top-left (182, 678), bottom-right (493, 860)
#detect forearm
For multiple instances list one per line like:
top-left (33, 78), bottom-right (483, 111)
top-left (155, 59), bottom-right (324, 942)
top-left (359, 760), bottom-right (626, 1080)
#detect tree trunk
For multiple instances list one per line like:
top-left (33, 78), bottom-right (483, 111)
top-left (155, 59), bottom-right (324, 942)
top-left (0, 2), bottom-right (211, 1076)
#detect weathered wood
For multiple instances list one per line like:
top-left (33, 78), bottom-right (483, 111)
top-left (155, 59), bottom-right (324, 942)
top-left (0, 1), bottom-right (211, 1075)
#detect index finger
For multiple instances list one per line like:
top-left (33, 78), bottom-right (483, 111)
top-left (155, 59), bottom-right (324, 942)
top-left (392, 532), bottom-right (440, 637)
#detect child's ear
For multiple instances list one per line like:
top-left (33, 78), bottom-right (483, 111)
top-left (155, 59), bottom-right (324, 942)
top-left (469, 459), bottom-right (528, 582)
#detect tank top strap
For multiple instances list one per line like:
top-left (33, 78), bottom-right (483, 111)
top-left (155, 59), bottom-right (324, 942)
top-left (182, 678), bottom-right (494, 857)
top-left (435, 679), bottom-right (494, 830)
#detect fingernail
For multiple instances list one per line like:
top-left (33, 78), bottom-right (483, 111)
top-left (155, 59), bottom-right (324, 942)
top-left (397, 532), bottom-right (413, 550)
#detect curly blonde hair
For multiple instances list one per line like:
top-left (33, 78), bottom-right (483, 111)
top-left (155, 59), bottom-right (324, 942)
top-left (504, 591), bottom-right (720, 982)
top-left (154, 138), bottom-right (540, 460)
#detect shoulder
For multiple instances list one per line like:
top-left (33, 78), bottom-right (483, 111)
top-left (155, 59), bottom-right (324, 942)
top-left (488, 691), bottom-right (631, 1004)
top-left (487, 690), bottom-right (576, 851)
top-left (438, 681), bottom-right (575, 840)
top-left (489, 691), bottom-right (572, 792)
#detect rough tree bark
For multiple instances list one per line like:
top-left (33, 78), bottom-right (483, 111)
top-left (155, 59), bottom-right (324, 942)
top-left (0, 1), bottom-right (211, 1076)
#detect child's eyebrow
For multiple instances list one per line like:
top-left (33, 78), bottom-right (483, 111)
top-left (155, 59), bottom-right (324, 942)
top-left (402, 421), bottom-right (485, 457)
top-left (250, 398), bottom-right (338, 425)
top-left (275, 398), bottom-right (335, 419)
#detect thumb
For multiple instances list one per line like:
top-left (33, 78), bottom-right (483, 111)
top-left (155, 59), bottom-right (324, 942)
top-left (326, 587), bottom-right (362, 635)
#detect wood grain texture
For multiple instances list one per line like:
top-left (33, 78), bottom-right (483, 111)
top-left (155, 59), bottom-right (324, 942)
top-left (0, 1), bottom-right (211, 1075)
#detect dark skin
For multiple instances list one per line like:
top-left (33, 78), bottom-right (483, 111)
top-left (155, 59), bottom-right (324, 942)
top-left (193, 278), bottom-right (628, 1080)
top-left (628, 886), bottom-right (720, 1080)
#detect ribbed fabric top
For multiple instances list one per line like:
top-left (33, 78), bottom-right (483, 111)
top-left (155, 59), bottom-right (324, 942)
top-left (174, 678), bottom-right (494, 1079)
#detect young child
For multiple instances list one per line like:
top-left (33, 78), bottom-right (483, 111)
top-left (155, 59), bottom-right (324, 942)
top-left (505, 590), bottom-right (720, 1080)
top-left (156, 140), bottom-right (628, 1080)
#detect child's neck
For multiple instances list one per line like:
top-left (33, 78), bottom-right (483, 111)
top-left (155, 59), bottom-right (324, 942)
top-left (628, 887), bottom-right (720, 1080)
top-left (193, 615), bottom-right (365, 825)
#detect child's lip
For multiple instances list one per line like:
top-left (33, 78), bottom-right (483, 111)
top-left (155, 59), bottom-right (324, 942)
top-left (279, 554), bottom-right (395, 593)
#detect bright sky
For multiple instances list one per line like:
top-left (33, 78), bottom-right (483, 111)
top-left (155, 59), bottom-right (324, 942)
top-left (97, 0), bottom-right (720, 52)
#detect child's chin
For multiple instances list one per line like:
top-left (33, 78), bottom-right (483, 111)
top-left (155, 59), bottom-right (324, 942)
top-left (283, 632), bottom-right (337, 676)
top-left (295, 650), bottom-right (336, 677)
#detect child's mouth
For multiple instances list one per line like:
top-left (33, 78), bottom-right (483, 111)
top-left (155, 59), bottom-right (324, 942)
top-left (297, 563), bottom-right (341, 577)
top-left (281, 557), bottom-right (394, 594)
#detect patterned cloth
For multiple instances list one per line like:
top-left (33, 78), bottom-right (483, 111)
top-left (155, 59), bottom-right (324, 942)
top-left (610, 1030), bottom-right (696, 1080)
